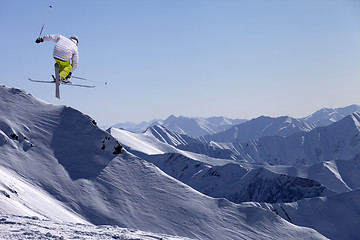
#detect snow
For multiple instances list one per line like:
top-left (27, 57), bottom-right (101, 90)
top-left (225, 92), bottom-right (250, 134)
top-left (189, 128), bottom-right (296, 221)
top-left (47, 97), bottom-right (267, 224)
top-left (2, 84), bottom-right (360, 239)
top-left (0, 166), bottom-right (87, 223)
top-left (111, 127), bottom-right (165, 155)
top-left (0, 85), bottom-right (329, 239)
top-left (0, 214), bottom-right (189, 240)
top-left (110, 127), bottom-right (234, 167)
top-left (267, 189), bottom-right (360, 240)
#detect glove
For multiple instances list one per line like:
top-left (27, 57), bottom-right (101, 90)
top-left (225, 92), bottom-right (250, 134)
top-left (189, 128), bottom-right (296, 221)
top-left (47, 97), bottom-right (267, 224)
top-left (35, 37), bottom-right (44, 43)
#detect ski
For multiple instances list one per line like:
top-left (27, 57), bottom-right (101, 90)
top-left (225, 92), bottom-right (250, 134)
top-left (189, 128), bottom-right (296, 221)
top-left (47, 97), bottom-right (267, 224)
top-left (28, 78), bottom-right (55, 84)
top-left (54, 63), bottom-right (60, 99)
top-left (28, 78), bottom-right (95, 88)
top-left (72, 76), bottom-right (107, 85)
top-left (61, 82), bottom-right (95, 88)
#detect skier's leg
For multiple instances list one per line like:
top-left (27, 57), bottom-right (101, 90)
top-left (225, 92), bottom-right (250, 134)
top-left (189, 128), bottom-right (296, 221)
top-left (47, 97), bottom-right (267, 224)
top-left (54, 59), bottom-right (72, 80)
top-left (61, 63), bottom-right (72, 79)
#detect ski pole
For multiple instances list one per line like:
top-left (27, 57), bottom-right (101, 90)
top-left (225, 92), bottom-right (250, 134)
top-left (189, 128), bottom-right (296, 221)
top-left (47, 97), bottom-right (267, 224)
top-left (38, 5), bottom-right (52, 38)
top-left (72, 76), bottom-right (108, 85)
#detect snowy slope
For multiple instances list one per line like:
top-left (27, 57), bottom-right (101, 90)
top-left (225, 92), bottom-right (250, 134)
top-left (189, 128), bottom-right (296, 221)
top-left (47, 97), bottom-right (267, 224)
top-left (264, 157), bottom-right (360, 193)
top-left (144, 125), bottom-right (234, 159)
top-left (204, 115), bottom-right (313, 143)
top-left (144, 125), bottom-right (199, 147)
top-left (302, 104), bottom-right (360, 127)
top-left (110, 127), bottom-right (234, 166)
top-left (262, 189), bottom-right (360, 240)
top-left (0, 166), bottom-right (87, 223)
top-left (0, 85), bottom-right (327, 239)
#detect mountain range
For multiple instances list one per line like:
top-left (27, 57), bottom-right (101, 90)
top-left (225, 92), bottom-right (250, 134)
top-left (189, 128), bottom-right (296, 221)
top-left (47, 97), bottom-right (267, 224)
top-left (112, 115), bottom-right (247, 137)
top-left (0, 84), bottom-right (359, 239)
top-left (110, 112), bottom-right (360, 239)
top-left (112, 105), bottom-right (360, 138)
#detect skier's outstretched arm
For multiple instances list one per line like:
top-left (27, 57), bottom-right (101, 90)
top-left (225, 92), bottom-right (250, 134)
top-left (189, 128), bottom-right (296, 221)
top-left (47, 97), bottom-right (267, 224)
top-left (42, 34), bottom-right (61, 43)
top-left (35, 34), bottom-right (61, 44)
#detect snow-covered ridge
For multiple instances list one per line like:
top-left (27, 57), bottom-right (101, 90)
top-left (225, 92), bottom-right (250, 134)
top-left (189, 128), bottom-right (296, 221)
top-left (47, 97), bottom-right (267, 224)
top-left (144, 125), bottom-right (235, 159)
top-left (302, 104), bottom-right (360, 127)
top-left (113, 115), bottom-right (247, 137)
top-left (233, 112), bottom-right (360, 165)
top-left (203, 115), bottom-right (314, 143)
top-left (112, 105), bottom-right (360, 140)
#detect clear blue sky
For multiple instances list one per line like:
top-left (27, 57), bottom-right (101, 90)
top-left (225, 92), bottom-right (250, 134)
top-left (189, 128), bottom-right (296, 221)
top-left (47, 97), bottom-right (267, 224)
top-left (1, 0), bottom-right (359, 126)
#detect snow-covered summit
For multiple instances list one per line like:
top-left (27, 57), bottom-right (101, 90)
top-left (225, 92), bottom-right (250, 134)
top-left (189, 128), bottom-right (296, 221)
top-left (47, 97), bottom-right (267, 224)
top-left (302, 104), bottom-right (360, 127)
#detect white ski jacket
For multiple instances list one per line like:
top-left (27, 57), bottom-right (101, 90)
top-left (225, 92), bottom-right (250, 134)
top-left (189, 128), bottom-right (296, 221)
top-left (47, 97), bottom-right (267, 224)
top-left (43, 34), bottom-right (79, 72)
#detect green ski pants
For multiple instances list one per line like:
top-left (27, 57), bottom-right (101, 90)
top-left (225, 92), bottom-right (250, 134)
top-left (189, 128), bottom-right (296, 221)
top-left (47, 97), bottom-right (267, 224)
top-left (54, 58), bottom-right (72, 80)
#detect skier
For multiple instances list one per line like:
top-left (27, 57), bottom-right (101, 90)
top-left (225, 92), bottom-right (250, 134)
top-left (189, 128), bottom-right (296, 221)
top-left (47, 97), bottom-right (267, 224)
top-left (36, 34), bottom-right (79, 82)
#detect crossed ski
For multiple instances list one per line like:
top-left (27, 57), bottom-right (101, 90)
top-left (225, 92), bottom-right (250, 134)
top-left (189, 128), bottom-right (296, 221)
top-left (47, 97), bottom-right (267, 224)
top-left (29, 63), bottom-right (95, 99)
top-left (28, 78), bottom-right (96, 88)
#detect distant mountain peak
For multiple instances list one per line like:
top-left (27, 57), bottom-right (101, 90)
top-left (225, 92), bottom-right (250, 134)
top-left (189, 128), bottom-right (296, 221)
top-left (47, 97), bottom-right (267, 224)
top-left (302, 104), bottom-right (360, 127)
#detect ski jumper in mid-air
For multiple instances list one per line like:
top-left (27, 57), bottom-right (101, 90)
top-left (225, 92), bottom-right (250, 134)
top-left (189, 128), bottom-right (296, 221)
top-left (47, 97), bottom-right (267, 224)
top-left (36, 34), bottom-right (79, 81)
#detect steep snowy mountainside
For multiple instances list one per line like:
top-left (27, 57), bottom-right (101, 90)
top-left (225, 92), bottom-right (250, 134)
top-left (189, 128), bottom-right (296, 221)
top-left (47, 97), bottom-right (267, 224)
top-left (112, 128), bottom-right (335, 204)
top-left (112, 115), bottom-right (247, 137)
top-left (264, 157), bottom-right (360, 193)
top-left (0, 166), bottom-right (87, 224)
top-left (110, 127), bottom-right (234, 166)
top-left (144, 125), bottom-right (200, 147)
top-left (144, 125), bottom-right (235, 159)
top-left (204, 115), bottom-right (313, 143)
top-left (87, 151), bottom-right (327, 239)
top-left (302, 104), bottom-right (360, 127)
top-left (0, 86), bottom-right (120, 182)
top-left (0, 85), bottom-right (327, 239)
top-left (221, 167), bottom-right (334, 203)
top-left (234, 113), bottom-right (360, 165)
top-left (263, 189), bottom-right (360, 240)
top-left (147, 153), bottom-right (335, 204)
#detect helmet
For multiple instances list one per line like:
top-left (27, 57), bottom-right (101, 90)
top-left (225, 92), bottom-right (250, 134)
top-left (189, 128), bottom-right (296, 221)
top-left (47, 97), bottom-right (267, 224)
top-left (69, 36), bottom-right (79, 45)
